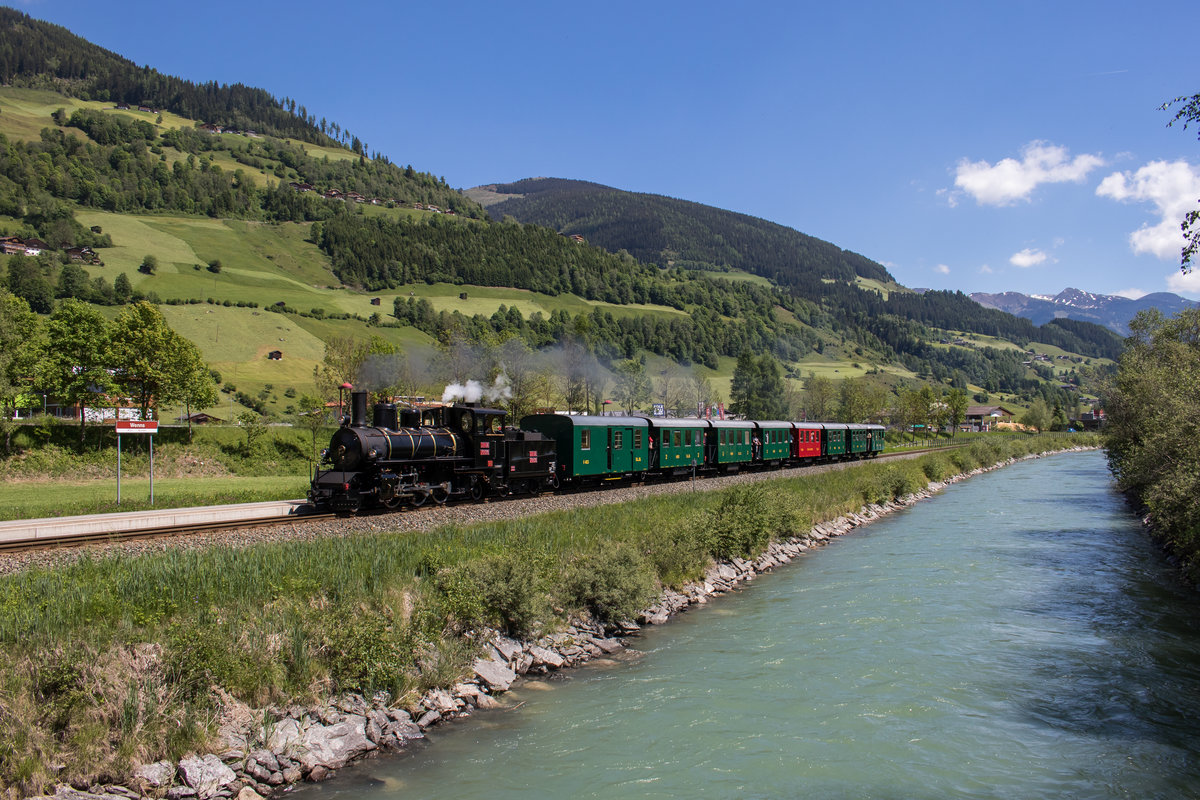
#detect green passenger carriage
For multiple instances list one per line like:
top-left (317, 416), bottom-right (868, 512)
top-left (847, 423), bottom-right (871, 456)
top-left (822, 422), bottom-right (849, 458)
top-left (710, 420), bottom-right (754, 468)
top-left (868, 423), bottom-right (886, 456)
top-left (649, 418), bottom-right (708, 472)
top-left (520, 414), bottom-right (650, 481)
top-left (755, 421), bottom-right (795, 464)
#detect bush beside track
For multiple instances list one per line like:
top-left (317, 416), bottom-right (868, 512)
top-left (0, 433), bottom-right (1094, 797)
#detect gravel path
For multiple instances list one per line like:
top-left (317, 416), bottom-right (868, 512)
top-left (0, 454), bottom-right (923, 577)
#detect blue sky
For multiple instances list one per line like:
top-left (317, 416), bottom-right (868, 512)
top-left (15, 0), bottom-right (1200, 299)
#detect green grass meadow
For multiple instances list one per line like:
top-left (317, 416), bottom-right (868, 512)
top-left (0, 475), bottom-right (308, 521)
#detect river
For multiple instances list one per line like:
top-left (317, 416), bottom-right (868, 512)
top-left (292, 450), bottom-right (1200, 799)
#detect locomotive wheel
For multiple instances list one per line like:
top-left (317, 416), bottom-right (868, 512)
top-left (431, 486), bottom-right (449, 505)
top-left (409, 491), bottom-right (427, 508)
top-left (382, 495), bottom-right (403, 510)
top-left (470, 478), bottom-right (488, 502)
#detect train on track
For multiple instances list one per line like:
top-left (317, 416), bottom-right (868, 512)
top-left (309, 390), bottom-right (886, 514)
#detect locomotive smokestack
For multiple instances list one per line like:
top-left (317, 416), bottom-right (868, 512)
top-left (351, 390), bottom-right (368, 428)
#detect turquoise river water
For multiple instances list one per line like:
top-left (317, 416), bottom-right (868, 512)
top-left (293, 450), bottom-right (1200, 799)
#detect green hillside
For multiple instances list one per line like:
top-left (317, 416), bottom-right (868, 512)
top-left (467, 177), bottom-right (895, 289)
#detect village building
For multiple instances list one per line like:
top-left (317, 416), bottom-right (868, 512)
top-left (964, 405), bottom-right (1016, 432)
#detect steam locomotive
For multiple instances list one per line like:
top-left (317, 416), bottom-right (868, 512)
top-left (309, 390), bottom-right (885, 514)
top-left (309, 390), bottom-right (558, 514)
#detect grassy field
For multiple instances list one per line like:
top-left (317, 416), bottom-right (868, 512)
top-left (0, 475), bottom-right (309, 521)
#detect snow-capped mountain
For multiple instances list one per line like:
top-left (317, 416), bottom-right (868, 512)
top-left (969, 288), bottom-right (1197, 336)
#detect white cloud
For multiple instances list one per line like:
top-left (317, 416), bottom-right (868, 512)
top-left (979, 264), bottom-right (993, 274)
top-left (1114, 288), bottom-right (1148, 300)
top-left (934, 264), bottom-right (951, 275)
top-left (1009, 248), bottom-right (1048, 268)
top-left (1096, 160), bottom-right (1200, 260)
top-left (954, 141), bottom-right (1105, 206)
top-left (1167, 268), bottom-right (1200, 298)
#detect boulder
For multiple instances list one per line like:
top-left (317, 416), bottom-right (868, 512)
top-left (473, 658), bottom-right (517, 691)
top-left (262, 717), bottom-right (304, 754)
top-left (237, 789), bottom-right (266, 800)
top-left (297, 718), bottom-right (376, 771)
top-left (474, 693), bottom-right (502, 710)
top-left (133, 760), bottom-right (176, 789)
top-left (178, 754), bottom-right (237, 799)
top-left (383, 717), bottom-right (424, 742)
top-left (492, 636), bottom-right (524, 661)
top-left (528, 645), bottom-right (564, 669)
top-left (244, 760), bottom-right (273, 783)
top-left (422, 688), bottom-right (458, 714)
top-left (247, 749), bottom-right (279, 773)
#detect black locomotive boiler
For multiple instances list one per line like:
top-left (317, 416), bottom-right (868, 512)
top-left (310, 390), bottom-right (558, 514)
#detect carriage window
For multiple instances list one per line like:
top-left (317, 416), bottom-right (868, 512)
top-left (634, 430), bottom-right (642, 449)
top-left (673, 430), bottom-right (681, 448)
top-left (743, 431), bottom-right (750, 445)
top-left (614, 430), bottom-right (624, 450)
top-left (720, 430), bottom-right (726, 445)
top-left (581, 429), bottom-right (591, 450)
top-left (695, 431), bottom-right (702, 446)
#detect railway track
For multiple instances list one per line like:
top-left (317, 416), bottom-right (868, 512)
top-left (0, 445), bottom-right (957, 555)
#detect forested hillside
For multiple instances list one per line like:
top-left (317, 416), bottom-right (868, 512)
top-left (0, 8), bottom-right (333, 145)
top-left (471, 178), bottom-right (893, 287)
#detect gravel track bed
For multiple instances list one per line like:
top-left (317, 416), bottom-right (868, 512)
top-left (0, 455), bottom-right (922, 577)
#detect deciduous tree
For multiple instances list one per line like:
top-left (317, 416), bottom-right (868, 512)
top-left (109, 301), bottom-right (196, 418)
top-left (803, 373), bottom-right (835, 421)
top-left (1162, 93), bottom-right (1200, 272)
top-left (613, 356), bottom-right (651, 414)
top-left (43, 299), bottom-right (111, 446)
top-left (0, 290), bottom-right (43, 453)
top-left (1103, 308), bottom-right (1200, 571)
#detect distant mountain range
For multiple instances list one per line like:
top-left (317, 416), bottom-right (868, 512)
top-left (967, 288), bottom-right (1197, 336)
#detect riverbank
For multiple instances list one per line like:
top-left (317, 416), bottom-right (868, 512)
top-left (3, 436), bottom-right (1094, 800)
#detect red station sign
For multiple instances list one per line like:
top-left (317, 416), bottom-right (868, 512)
top-left (116, 419), bottom-right (159, 433)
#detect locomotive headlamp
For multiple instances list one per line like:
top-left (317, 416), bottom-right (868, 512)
top-left (368, 448), bottom-right (379, 459)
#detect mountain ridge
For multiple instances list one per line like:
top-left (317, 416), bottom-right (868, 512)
top-left (969, 287), bottom-right (1197, 336)
top-left (466, 177), bottom-right (895, 294)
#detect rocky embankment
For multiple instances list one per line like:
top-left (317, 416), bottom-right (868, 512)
top-left (27, 453), bottom-right (1081, 800)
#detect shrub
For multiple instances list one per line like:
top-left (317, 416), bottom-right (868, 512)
top-left (163, 623), bottom-right (240, 701)
top-left (698, 484), bottom-right (775, 560)
top-left (637, 522), bottom-right (711, 588)
top-left (433, 565), bottom-right (486, 630)
top-left (324, 609), bottom-right (412, 696)
top-left (561, 541), bottom-right (657, 624)
top-left (472, 553), bottom-right (544, 637)
top-left (920, 453), bottom-right (954, 482)
top-left (435, 552), bottom-right (544, 637)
